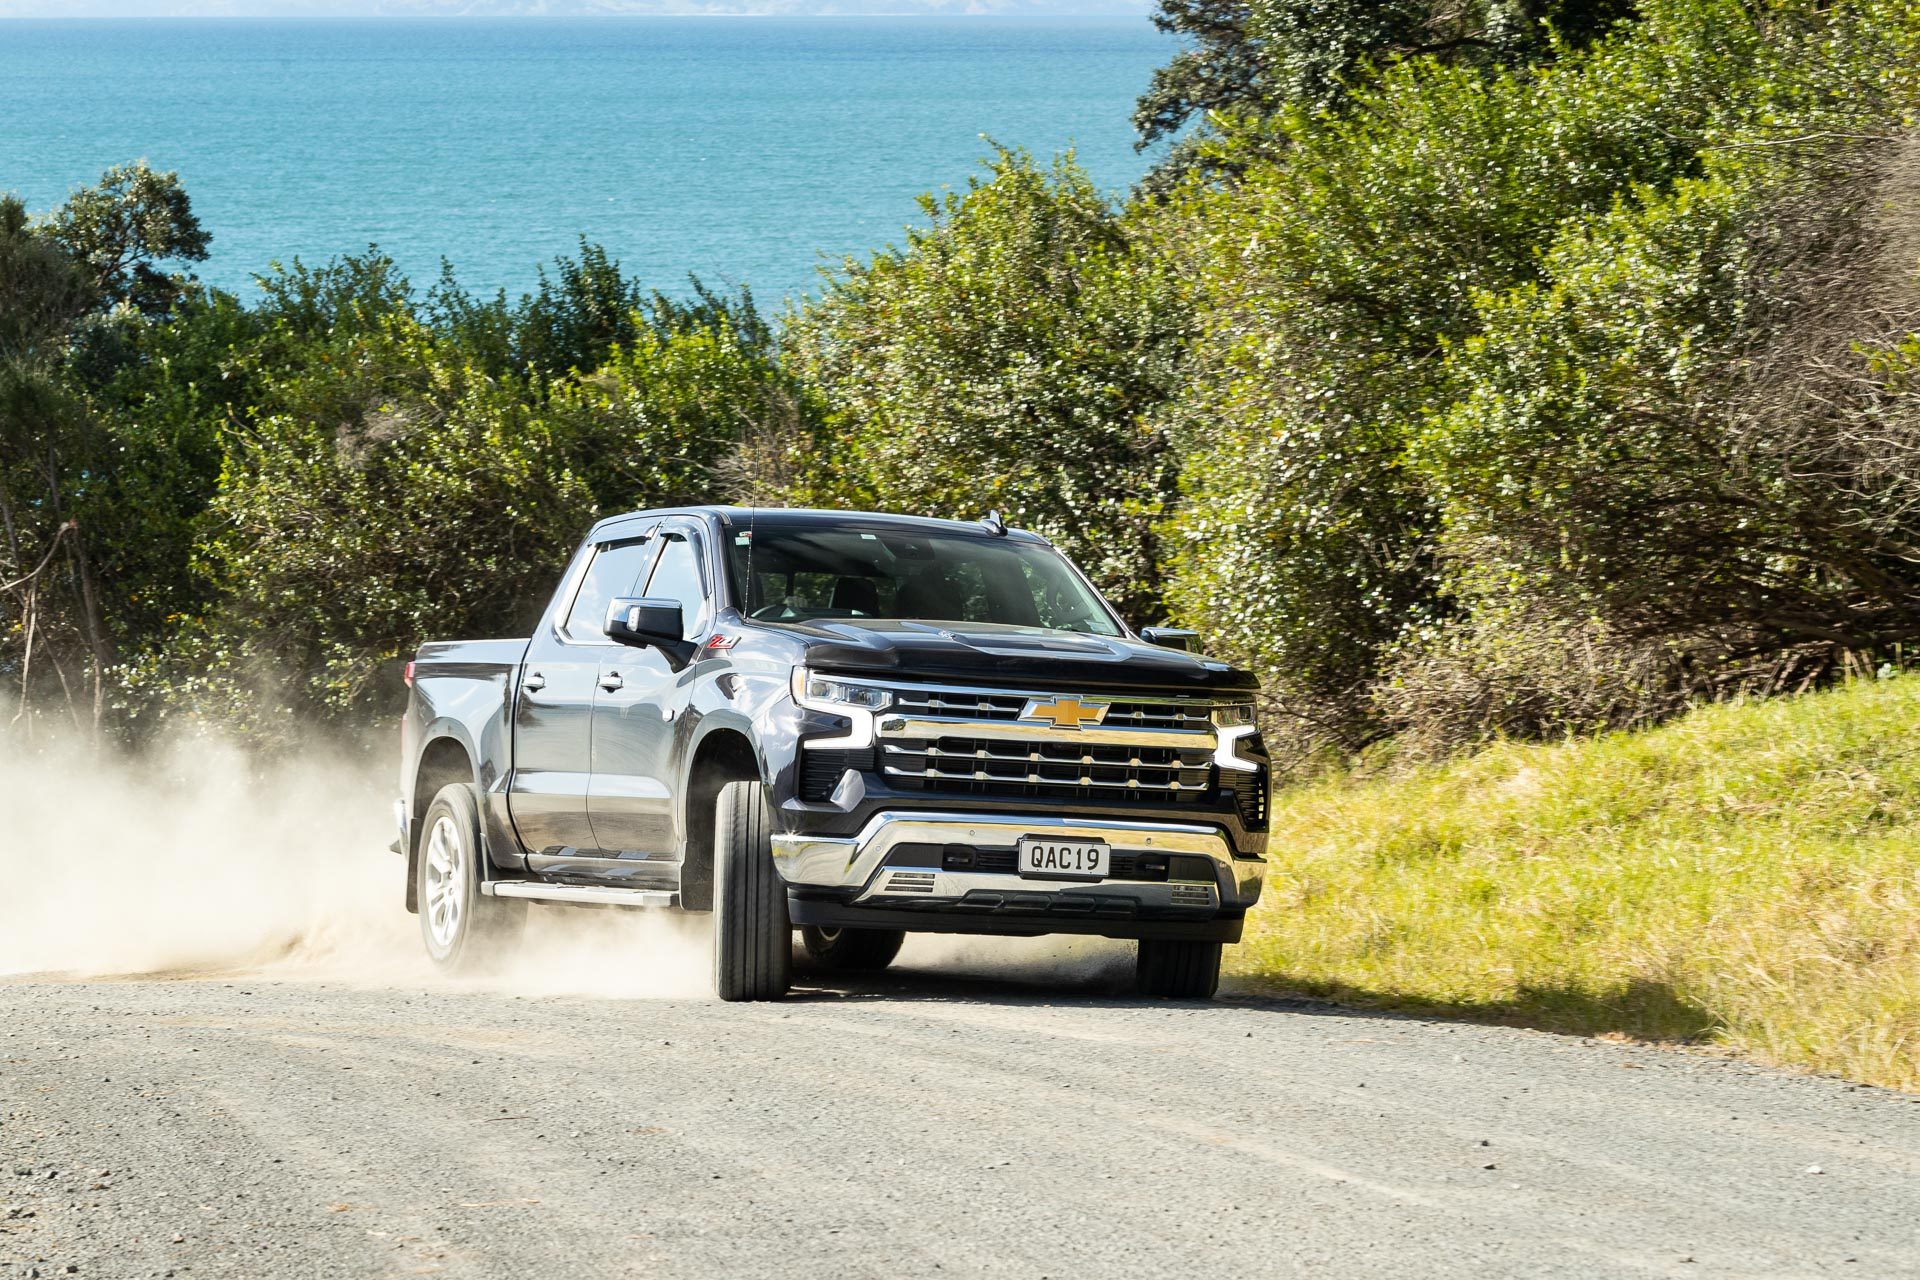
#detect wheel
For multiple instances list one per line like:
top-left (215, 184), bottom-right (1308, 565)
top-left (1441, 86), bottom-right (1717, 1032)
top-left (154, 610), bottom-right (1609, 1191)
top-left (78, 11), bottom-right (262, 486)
top-left (416, 782), bottom-right (526, 972)
top-left (712, 780), bottom-right (791, 1001)
top-left (800, 925), bottom-right (905, 972)
top-left (1136, 939), bottom-right (1222, 999)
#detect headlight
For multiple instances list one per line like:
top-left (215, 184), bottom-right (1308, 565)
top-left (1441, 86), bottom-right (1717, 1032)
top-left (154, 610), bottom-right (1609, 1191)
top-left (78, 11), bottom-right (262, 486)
top-left (1211, 702), bottom-right (1257, 727)
top-left (791, 667), bottom-right (892, 712)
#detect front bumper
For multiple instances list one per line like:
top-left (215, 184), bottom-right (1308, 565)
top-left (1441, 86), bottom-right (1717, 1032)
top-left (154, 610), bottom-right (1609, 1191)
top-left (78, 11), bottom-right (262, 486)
top-left (773, 809), bottom-right (1266, 942)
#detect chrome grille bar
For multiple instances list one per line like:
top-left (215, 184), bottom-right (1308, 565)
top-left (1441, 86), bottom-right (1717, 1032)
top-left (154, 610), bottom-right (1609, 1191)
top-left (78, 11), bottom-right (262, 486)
top-left (883, 763), bottom-right (1201, 791)
top-left (858, 678), bottom-right (1240, 804)
top-left (883, 742), bottom-right (1199, 770)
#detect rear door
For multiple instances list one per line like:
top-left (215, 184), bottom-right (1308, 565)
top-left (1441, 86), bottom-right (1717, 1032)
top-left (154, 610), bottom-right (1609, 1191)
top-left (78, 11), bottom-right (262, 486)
top-left (587, 520), bottom-right (715, 858)
top-left (508, 532), bottom-right (658, 856)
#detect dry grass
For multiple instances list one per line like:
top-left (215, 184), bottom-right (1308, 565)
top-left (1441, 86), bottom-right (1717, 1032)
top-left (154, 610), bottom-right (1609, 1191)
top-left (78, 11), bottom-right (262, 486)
top-left (1229, 675), bottom-right (1920, 1089)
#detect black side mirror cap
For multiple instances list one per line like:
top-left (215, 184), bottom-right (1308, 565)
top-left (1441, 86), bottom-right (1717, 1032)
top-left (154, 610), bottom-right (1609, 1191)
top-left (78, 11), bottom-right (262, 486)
top-left (606, 597), bottom-right (698, 670)
top-left (1140, 626), bottom-right (1199, 652)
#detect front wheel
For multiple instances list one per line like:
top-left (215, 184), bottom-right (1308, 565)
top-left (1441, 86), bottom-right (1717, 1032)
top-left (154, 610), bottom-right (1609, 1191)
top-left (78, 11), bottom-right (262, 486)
top-left (416, 782), bottom-right (525, 972)
top-left (1136, 939), bottom-right (1221, 1000)
top-left (712, 780), bottom-right (791, 1001)
top-left (800, 925), bottom-right (905, 973)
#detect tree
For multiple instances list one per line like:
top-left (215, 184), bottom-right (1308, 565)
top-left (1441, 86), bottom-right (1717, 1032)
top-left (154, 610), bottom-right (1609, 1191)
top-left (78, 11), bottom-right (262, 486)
top-left (1151, 0), bottom-right (1809, 750)
top-left (1134, 0), bottom-right (1640, 186)
top-left (125, 250), bottom-right (799, 734)
top-left (788, 149), bottom-right (1188, 623)
top-left (1133, 0), bottom-right (1269, 186)
top-left (44, 162), bottom-right (209, 315)
top-left (0, 170), bottom-right (203, 734)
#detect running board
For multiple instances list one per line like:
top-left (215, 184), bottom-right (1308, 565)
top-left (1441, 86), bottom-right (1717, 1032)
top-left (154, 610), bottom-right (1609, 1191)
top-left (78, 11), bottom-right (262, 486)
top-left (482, 882), bottom-right (678, 908)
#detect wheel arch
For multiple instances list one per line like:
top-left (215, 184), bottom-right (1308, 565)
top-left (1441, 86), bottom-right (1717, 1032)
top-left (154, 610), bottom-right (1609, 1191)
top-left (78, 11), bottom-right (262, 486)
top-left (679, 722), bottom-right (764, 912)
top-left (407, 733), bottom-right (480, 914)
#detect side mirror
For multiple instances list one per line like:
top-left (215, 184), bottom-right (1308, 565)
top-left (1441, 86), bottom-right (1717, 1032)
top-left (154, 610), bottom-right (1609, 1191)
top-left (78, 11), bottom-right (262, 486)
top-left (606, 597), bottom-right (697, 670)
top-left (1140, 626), bottom-right (1199, 652)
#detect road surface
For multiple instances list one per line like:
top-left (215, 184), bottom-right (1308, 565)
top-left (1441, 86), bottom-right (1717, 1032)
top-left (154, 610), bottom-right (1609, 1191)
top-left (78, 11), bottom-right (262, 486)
top-left (5, 958), bottom-right (1920, 1278)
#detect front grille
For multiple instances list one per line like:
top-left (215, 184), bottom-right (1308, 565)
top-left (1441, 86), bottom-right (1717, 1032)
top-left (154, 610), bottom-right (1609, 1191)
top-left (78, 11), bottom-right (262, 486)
top-left (887, 687), bottom-right (1215, 733)
top-left (881, 736), bottom-right (1214, 804)
top-left (889, 688), bottom-right (1027, 721)
top-left (1103, 701), bottom-right (1213, 733)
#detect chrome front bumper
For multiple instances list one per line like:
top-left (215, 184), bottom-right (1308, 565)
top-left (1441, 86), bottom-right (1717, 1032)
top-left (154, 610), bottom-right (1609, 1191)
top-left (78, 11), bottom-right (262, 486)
top-left (771, 810), bottom-right (1266, 914)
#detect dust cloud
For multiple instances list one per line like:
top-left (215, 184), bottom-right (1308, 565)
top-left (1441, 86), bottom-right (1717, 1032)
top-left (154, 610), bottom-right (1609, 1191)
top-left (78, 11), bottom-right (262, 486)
top-left (0, 727), bottom-right (711, 997)
top-left (0, 728), bottom-right (412, 980)
top-left (0, 727), bottom-right (1125, 998)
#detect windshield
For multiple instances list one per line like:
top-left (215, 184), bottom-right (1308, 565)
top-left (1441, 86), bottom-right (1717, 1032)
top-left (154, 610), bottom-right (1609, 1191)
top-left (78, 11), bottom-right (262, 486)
top-left (726, 524), bottom-right (1123, 636)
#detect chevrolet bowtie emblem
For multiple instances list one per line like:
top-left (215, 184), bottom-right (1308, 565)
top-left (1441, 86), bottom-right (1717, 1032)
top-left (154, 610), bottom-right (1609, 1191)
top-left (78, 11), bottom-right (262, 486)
top-left (1021, 697), bottom-right (1110, 729)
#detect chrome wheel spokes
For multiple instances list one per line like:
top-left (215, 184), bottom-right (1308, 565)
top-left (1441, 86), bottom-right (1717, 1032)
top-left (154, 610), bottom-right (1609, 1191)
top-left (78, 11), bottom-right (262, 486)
top-left (423, 814), bottom-right (463, 949)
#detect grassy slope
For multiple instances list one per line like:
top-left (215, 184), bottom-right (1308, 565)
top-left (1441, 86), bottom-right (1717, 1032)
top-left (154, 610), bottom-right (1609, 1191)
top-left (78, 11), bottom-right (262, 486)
top-left (1227, 676), bottom-right (1920, 1090)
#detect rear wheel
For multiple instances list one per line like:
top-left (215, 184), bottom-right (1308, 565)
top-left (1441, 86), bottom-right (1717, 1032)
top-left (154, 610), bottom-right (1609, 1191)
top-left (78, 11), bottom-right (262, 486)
top-left (712, 780), bottom-right (791, 1001)
top-left (416, 782), bottom-right (525, 972)
top-left (1136, 938), bottom-right (1221, 1000)
top-left (800, 925), bottom-right (905, 973)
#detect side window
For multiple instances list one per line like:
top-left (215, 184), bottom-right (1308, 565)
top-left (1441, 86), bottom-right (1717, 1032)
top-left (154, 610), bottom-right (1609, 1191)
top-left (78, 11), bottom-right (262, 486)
top-left (563, 539), bottom-right (656, 642)
top-left (643, 534), bottom-right (709, 640)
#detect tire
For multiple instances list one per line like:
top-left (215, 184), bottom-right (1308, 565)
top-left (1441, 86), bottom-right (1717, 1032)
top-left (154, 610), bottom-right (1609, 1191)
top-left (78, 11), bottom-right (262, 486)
top-left (712, 780), bottom-right (791, 1001)
top-left (415, 782), bottom-right (526, 973)
top-left (1136, 938), bottom-right (1222, 1000)
top-left (800, 925), bottom-right (905, 973)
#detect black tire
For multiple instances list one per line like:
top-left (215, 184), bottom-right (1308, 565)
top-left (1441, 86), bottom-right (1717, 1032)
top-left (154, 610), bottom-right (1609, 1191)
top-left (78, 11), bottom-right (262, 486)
top-left (712, 780), bottom-right (791, 1001)
top-left (1136, 939), bottom-right (1222, 1000)
top-left (415, 782), bottom-right (526, 973)
top-left (800, 925), bottom-right (906, 973)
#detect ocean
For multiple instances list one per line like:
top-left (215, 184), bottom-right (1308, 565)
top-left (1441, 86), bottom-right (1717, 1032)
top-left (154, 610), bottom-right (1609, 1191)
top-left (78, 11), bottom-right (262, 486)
top-left (0, 17), bottom-right (1169, 307)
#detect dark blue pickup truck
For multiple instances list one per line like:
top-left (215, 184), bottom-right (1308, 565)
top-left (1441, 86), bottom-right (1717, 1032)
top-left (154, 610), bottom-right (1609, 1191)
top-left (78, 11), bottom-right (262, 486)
top-left (395, 507), bottom-right (1269, 1000)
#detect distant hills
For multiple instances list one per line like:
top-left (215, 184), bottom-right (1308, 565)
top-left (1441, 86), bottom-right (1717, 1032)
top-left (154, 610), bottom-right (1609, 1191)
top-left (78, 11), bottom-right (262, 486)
top-left (1, 0), bottom-right (1154, 15)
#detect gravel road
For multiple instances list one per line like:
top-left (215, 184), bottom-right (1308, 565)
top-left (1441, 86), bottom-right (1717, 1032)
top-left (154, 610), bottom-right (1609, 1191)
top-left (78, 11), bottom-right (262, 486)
top-left (5, 954), bottom-right (1920, 1280)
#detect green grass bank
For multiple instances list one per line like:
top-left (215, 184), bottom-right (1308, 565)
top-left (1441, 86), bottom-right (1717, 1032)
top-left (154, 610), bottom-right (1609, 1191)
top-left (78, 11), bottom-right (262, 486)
top-left (1228, 676), bottom-right (1920, 1090)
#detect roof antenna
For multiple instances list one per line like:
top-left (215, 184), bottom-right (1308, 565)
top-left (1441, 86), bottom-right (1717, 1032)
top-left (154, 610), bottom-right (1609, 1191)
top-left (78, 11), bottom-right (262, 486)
top-left (980, 509), bottom-right (1007, 537)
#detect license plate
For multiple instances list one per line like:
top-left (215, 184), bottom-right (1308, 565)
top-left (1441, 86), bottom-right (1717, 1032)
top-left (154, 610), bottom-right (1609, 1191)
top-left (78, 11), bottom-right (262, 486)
top-left (1017, 836), bottom-right (1109, 881)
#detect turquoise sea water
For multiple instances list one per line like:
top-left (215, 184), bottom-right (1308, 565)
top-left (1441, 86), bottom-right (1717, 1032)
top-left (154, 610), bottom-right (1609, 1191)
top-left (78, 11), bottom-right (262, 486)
top-left (0, 18), bottom-right (1169, 306)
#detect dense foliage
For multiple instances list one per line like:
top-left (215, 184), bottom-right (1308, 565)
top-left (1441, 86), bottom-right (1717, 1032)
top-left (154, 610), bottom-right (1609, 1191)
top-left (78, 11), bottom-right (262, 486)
top-left (3, 0), bottom-right (1918, 761)
top-left (786, 150), bottom-right (1186, 622)
top-left (1, 202), bottom-right (796, 737)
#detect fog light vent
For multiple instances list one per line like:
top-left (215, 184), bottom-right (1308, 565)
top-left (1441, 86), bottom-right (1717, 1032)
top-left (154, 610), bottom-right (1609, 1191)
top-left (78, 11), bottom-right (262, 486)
top-left (884, 870), bottom-right (938, 895)
top-left (1169, 884), bottom-right (1214, 907)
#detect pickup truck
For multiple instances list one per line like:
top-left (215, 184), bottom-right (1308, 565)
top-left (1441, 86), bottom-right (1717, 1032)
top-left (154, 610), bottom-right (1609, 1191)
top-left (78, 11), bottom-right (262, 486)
top-left (394, 506), bottom-right (1269, 1000)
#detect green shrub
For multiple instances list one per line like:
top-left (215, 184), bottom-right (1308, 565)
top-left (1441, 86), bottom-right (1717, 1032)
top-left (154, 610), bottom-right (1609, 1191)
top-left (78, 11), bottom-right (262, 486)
top-left (118, 254), bottom-right (797, 736)
top-left (1158, 0), bottom-right (1920, 753)
top-left (788, 149), bottom-right (1188, 624)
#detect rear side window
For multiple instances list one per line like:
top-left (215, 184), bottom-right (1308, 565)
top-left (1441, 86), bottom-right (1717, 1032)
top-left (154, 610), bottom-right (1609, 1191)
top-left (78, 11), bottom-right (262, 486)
top-left (563, 539), bottom-right (656, 641)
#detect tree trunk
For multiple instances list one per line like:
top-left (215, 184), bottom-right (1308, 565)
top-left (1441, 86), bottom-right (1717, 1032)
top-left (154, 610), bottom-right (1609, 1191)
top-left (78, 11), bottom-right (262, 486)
top-left (67, 528), bottom-right (112, 735)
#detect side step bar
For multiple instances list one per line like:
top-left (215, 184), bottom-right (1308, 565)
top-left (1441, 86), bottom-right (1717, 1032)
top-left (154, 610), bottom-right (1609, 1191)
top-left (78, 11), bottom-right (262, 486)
top-left (482, 882), bottom-right (677, 909)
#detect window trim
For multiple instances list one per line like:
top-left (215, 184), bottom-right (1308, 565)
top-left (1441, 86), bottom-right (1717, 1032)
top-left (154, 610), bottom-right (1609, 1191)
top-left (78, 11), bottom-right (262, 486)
top-left (555, 533), bottom-right (661, 648)
top-left (639, 526), bottom-right (714, 642)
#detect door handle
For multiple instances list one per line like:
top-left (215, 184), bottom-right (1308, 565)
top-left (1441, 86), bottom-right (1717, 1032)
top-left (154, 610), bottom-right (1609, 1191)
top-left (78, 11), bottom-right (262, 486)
top-left (523, 671), bottom-right (546, 693)
top-left (599, 671), bottom-right (625, 692)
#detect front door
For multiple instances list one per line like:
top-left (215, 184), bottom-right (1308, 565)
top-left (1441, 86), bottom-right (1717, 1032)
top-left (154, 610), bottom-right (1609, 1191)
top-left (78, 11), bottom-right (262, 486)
top-left (507, 534), bottom-right (657, 856)
top-left (587, 525), bottom-right (712, 857)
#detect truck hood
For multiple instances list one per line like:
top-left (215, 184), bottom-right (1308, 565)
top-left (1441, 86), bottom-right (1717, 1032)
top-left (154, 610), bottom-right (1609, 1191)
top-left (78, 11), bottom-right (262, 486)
top-left (769, 619), bottom-right (1258, 695)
